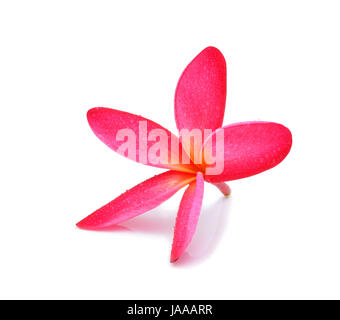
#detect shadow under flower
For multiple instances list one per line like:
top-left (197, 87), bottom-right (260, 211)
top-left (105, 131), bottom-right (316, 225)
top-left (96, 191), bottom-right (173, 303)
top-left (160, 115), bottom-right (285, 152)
top-left (108, 195), bottom-right (232, 266)
top-left (173, 196), bottom-right (232, 267)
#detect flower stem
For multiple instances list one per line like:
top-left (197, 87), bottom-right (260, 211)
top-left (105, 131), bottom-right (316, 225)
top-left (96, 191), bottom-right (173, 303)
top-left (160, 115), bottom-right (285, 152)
top-left (212, 182), bottom-right (231, 197)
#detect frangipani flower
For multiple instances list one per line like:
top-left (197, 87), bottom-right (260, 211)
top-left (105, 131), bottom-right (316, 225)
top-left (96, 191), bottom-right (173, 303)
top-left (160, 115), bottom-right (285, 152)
top-left (76, 47), bottom-right (292, 262)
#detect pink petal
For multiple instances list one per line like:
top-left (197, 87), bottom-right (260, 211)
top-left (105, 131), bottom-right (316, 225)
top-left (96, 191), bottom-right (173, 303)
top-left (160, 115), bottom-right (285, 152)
top-left (174, 47), bottom-right (226, 133)
top-left (170, 172), bottom-right (204, 262)
top-left (77, 171), bottom-right (196, 230)
top-left (87, 107), bottom-right (197, 173)
top-left (203, 122), bottom-right (292, 182)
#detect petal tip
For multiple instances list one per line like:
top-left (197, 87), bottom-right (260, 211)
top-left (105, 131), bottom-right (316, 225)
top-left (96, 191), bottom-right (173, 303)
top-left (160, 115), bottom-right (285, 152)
top-left (170, 251), bottom-right (180, 263)
top-left (86, 107), bottom-right (102, 124)
top-left (201, 46), bottom-right (224, 57)
top-left (76, 215), bottom-right (101, 230)
top-left (76, 218), bottom-right (89, 230)
top-left (86, 108), bottom-right (96, 128)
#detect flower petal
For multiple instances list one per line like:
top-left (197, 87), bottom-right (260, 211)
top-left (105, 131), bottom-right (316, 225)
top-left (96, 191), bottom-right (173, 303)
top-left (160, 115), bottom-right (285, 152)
top-left (77, 171), bottom-right (196, 230)
top-left (174, 47), bottom-right (226, 133)
top-left (203, 122), bottom-right (292, 182)
top-left (87, 107), bottom-right (197, 173)
top-left (170, 172), bottom-right (204, 262)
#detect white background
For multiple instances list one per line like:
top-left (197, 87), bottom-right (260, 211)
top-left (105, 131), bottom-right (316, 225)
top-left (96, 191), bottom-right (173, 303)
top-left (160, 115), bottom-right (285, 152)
top-left (1, 1), bottom-right (340, 299)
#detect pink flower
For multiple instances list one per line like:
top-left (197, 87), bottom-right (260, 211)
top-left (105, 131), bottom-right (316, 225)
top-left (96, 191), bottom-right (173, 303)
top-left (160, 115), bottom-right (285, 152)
top-left (76, 47), bottom-right (292, 262)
